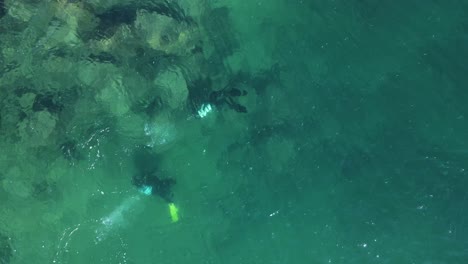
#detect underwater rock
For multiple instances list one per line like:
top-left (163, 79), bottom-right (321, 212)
top-left (87, 24), bottom-right (135, 63)
top-left (6, 1), bottom-right (33, 22)
top-left (32, 179), bottom-right (60, 201)
top-left (153, 67), bottom-right (188, 110)
top-left (134, 10), bottom-right (198, 56)
top-left (18, 110), bottom-right (57, 147)
top-left (201, 7), bottom-right (239, 62)
top-left (18, 92), bottom-right (36, 110)
top-left (2, 179), bottom-right (31, 199)
top-left (94, 4), bottom-right (138, 38)
top-left (77, 60), bottom-right (115, 86)
top-left (32, 93), bottom-right (64, 113)
top-left (41, 19), bottom-right (80, 49)
top-left (96, 74), bottom-right (130, 117)
top-left (115, 113), bottom-right (147, 141)
top-left (2, 166), bottom-right (32, 199)
top-left (38, 2), bottom-right (93, 49)
top-left (89, 0), bottom-right (192, 39)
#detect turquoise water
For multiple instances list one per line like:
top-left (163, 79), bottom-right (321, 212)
top-left (1, 0), bottom-right (468, 263)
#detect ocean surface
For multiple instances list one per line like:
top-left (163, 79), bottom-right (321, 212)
top-left (1, 0), bottom-right (468, 263)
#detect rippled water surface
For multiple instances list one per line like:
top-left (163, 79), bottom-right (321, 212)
top-left (1, 0), bottom-right (468, 263)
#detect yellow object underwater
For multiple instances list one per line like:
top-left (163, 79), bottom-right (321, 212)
top-left (168, 203), bottom-right (179, 223)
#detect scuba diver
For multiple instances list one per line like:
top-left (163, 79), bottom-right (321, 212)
top-left (130, 146), bottom-right (179, 223)
top-left (188, 76), bottom-right (249, 118)
top-left (131, 146), bottom-right (176, 203)
top-left (132, 168), bottom-right (176, 203)
top-left (209, 87), bottom-right (248, 113)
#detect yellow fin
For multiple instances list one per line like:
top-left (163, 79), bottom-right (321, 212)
top-left (168, 203), bottom-right (179, 223)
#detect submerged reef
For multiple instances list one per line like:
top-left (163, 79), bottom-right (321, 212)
top-left (0, 0), bottom-right (259, 188)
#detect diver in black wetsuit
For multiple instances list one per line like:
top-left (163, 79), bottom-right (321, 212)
top-left (209, 87), bottom-right (248, 113)
top-left (188, 76), bottom-right (249, 117)
top-left (132, 170), bottom-right (175, 203)
top-left (131, 147), bottom-right (176, 203)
